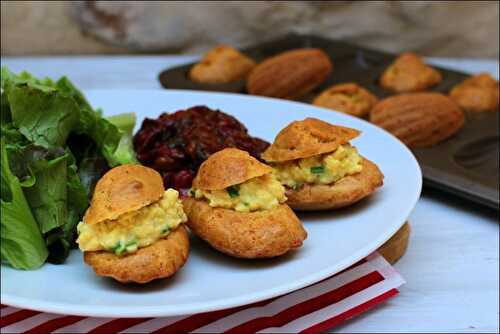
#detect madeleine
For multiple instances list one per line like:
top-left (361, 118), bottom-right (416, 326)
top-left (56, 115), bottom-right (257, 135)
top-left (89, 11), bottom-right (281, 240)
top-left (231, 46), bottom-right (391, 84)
top-left (78, 164), bottom-right (189, 283)
top-left (262, 118), bottom-right (383, 210)
top-left (184, 148), bottom-right (307, 258)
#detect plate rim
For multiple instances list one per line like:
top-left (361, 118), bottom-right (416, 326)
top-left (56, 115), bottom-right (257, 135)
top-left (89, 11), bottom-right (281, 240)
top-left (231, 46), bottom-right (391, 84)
top-left (1, 89), bottom-right (422, 317)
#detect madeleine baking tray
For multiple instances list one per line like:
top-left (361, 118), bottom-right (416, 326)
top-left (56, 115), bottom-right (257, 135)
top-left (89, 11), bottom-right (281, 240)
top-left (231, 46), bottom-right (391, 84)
top-left (158, 33), bottom-right (499, 209)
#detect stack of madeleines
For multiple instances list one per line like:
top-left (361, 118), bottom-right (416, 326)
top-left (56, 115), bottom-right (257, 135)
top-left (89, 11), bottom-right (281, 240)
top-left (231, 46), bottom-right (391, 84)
top-left (190, 45), bottom-right (498, 149)
top-left (77, 118), bottom-right (384, 284)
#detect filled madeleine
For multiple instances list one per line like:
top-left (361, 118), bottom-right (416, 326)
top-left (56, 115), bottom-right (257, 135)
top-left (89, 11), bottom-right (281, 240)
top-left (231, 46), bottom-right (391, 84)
top-left (262, 118), bottom-right (383, 211)
top-left (184, 148), bottom-right (307, 259)
top-left (77, 164), bottom-right (189, 283)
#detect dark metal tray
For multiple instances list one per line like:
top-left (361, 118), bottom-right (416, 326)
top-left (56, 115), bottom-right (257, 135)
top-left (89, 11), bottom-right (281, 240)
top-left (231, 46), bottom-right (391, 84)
top-left (158, 33), bottom-right (499, 209)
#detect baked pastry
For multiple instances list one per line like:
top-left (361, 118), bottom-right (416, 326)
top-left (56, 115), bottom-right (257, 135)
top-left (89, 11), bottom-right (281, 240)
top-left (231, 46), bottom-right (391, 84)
top-left (449, 73), bottom-right (499, 112)
top-left (261, 118), bottom-right (383, 211)
top-left (77, 164), bottom-right (189, 283)
top-left (247, 48), bottom-right (332, 99)
top-left (377, 222), bottom-right (410, 265)
top-left (380, 52), bottom-right (442, 93)
top-left (370, 92), bottom-right (465, 148)
top-left (189, 45), bottom-right (256, 84)
top-left (313, 82), bottom-right (379, 117)
top-left (184, 148), bottom-right (307, 258)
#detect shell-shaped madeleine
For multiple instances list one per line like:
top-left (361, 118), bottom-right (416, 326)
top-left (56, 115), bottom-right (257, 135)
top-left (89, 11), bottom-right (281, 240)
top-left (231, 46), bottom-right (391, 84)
top-left (83, 164), bottom-right (164, 225)
top-left (370, 93), bottom-right (464, 148)
top-left (261, 118), bottom-right (361, 162)
top-left (247, 48), bottom-right (332, 99)
top-left (192, 148), bottom-right (273, 190)
top-left (189, 45), bottom-right (256, 84)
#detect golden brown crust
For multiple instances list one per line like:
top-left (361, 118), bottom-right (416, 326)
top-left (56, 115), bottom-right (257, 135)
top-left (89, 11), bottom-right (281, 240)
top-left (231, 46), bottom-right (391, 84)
top-left (449, 73), bottom-right (499, 112)
top-left (380, 52), bottom-right (442, 93)
top-left (285, 158), bottom-right (383, 211)
top-left (83, 226), bottom-right (189, 284)
top-left (193, 148), bottom-right (273, 190)
top-left (370, 92), bottom-right (465, 148)
top-left (247, 48), bottom-right (332, 99)
top-left (183, 199), bottom-right (307, 258)
top-left (377, 222), bottom-right (410, 265)
top-left (313, 83), bottom-right (379, 117)
top-left (261, 118), bottom-right (361, 162)
top-left (83, 165), bottom-right (164, 225)
top-left (189, 45), bottom-right (256, 84)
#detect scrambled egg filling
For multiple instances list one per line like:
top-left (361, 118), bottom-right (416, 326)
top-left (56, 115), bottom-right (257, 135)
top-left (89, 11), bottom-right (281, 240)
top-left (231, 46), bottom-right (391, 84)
top-left (273, 144), bottom-right (363, 188)
top-left (77, 189), bottom-right (187, 256)
top-left (192, 173), bottom-right (286, 212)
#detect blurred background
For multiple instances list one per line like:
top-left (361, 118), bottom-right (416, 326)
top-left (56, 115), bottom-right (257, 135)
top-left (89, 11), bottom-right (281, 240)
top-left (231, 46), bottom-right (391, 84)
top-left (1, 0), bottom-right (499, 57)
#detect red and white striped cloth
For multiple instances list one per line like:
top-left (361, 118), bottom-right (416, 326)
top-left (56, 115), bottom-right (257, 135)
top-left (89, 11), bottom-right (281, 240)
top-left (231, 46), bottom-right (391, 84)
top-left (1, 252), bottom-right (404, 333)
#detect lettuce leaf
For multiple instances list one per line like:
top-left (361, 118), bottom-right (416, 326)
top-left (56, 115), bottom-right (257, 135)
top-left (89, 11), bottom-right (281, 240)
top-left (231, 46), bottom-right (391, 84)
top-left (55, 77), bottom-right (137, 166)
top-left (6, 86), bottom-right (80, 148)
top-left (1, 67), bottom-right (136, 166)
top-left (45, 151), bottom-right (88, 264)
top-left (1, 139), bottom-right (48, 269)
top-left (7, 144), bottom-right (89, 263)
top-left (106, 112), bottom-right (136, 136)
top-left (1, 91), bottom-right (11, 124)
top-left (13, 146), bottom-right (69, 234)
top-left (66, 133), bottom-right (110, 197)
top-left (1, 67), bottom-right (58, 94)
top-left (78, 156), bottom-right (109, 198)
top-left (0, 67), bottom-right (136, 268)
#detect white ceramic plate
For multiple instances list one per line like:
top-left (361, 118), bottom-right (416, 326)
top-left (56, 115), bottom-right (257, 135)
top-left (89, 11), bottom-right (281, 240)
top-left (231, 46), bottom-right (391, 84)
top-left (1, 90), bottom-right (421, 317)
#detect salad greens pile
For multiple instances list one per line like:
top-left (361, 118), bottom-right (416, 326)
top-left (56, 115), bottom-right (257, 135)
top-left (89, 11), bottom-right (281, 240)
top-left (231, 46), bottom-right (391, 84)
top-left (1, 67), bottom-right (137, 269)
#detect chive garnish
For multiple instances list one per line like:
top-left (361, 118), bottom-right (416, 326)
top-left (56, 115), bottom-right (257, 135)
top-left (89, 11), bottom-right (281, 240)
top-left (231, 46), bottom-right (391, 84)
top-left (113, 241), bottom-right (126, 256)
top-left (161, 226), bottom-right (170, 235)
top-left (125, 241), bottom-right (138, 253)
top-left (227, 185), bottom-right (240, 198)
top-left (310, 166), bottom-right (325, 174)
top-left (112, 239), bottom-right (138, 255)
top-left (125, 239), bottom-right (137, 247)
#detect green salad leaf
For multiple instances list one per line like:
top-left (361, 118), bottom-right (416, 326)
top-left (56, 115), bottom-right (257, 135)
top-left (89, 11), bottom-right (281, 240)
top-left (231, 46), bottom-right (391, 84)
top-left (1, 123), bottom-right (25, 146)
top-left (77, 156), bottom-right (109, 197)
top-left (66, 134), bottom-right (110, 197)
top-left (66, 151), bottom-right (91, 224)
top-left (55, 76), bottom-right (137, 166)
top-left (40, 151), bottom-right (88, 264)
top-left (1, 91), bottom-right (11, 124)
top-left (10, 146), bottom-right (69, 234)
top-left (0, 67), bottom-right (136, 268)
top-left (2, 67), bottom-right (137, 166)
top-left (106, 112), bottom-right (136, 136)
top-left (7, 85), bottom-right (80, 148)
top-left (1, 67), bottom-right (57, 94)
top-left (1, 140), bottom-right (48, 269)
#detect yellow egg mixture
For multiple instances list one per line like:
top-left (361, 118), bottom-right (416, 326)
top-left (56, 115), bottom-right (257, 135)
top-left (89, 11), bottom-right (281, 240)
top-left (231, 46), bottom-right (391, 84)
top-left (192, 173), bottom-right (286, 212)
top-left (272, 144), bottom-right (363, 188)
top-left (77, 189), bottom-right (187, 255)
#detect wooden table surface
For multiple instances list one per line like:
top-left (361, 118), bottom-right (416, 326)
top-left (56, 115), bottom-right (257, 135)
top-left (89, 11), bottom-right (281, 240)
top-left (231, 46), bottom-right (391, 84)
top-left (2, 55), bottom-right (499, 333)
